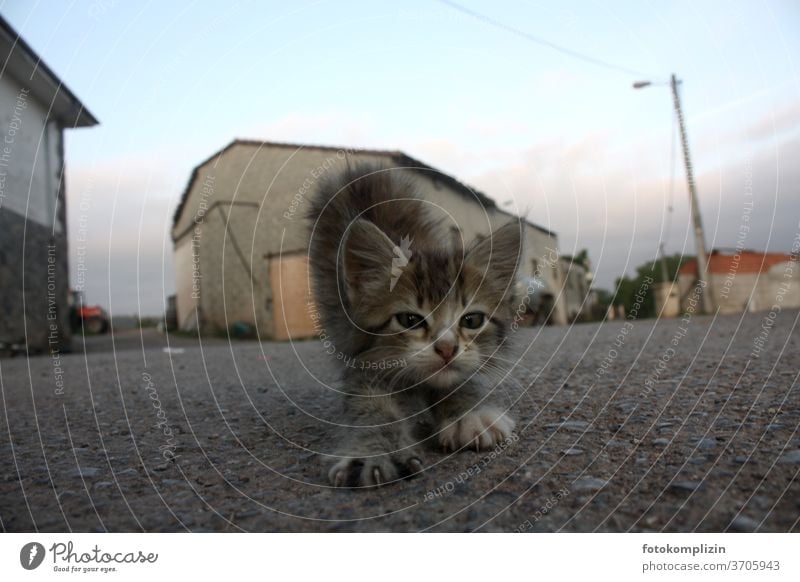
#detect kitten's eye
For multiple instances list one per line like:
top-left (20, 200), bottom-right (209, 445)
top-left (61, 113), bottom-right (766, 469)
top-left (395, 312), bottom-right (426, 330)
top-left (460, 312), bottom-right (486, 330)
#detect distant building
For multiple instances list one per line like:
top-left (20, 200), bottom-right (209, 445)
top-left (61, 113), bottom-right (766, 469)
top-left (677, 249), bottom-right (799, 314)
top-left (0, 17), bottom-right (98, 353)
top-left (172, 140), bottom-right (569, 339)
top-left (653, 281), bottom-right (681, 318)
top-left (558, 256), bottom-right (596, 322)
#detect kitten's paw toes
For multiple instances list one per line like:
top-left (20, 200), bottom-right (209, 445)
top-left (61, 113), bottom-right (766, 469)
top-left (328, 452), bottom-right (424, 488)
top-left (439, 408), bottom-right (515, 452)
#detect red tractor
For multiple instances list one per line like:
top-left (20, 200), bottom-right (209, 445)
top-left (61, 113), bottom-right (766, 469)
top-left (69, 290), bottom-right (110, 334)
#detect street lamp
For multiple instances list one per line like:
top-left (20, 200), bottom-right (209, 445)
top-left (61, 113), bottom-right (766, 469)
top-left (633, 73), bottom-right (714, 314)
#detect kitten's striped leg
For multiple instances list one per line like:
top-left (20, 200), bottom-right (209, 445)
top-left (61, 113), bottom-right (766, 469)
top-left (328, 393), bottom-right (424, 488)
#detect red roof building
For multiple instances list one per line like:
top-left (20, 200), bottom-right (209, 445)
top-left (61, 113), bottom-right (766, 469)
top-left (680, 250), bottom-right (794, 277)
top-left (677, 249), bottom-right (799, 314)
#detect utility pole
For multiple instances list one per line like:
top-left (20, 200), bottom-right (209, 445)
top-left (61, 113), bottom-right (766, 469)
top-left (658, 243), bottom-right (669, 284)
top-left (634, 74), bottom-right (714, 314)
top-left (670, 74), bottom-right (713, 314)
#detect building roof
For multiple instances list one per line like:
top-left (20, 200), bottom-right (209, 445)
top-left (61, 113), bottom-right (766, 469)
top-left (680, 250), bottom-right (795, 276)
top-left (172, 139), bottom-right (556, 238)
top-left (0, 16), bottom-right (98, 127)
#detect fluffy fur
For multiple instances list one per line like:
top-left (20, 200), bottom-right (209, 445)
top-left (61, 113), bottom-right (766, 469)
top-left (307, 164), bottom-right (521, 487)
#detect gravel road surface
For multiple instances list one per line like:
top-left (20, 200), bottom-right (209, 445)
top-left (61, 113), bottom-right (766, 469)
top-left (1, 311), bottom-right (798, 532)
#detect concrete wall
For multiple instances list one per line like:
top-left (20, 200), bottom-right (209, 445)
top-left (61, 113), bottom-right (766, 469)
top-left (559, 259), bottom-right (591, 321)
top-left (174, 236), bottom-right (199, 329)
top-left (174, 143), bottom-right (568, 336)
top-left (0, 79), bottom-right (62, 231)
top-left (654, 281), bottom-right (681, 318)
top-left (0, 73), bottom-right (70, 352)
top-left (0, 207), bottom-right (70, 352)
top-left (197, 201), bottom-right (265, 335)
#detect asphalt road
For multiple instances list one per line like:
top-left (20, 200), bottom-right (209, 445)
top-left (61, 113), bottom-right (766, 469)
top-left (1, 310), bottom-right (798, 532)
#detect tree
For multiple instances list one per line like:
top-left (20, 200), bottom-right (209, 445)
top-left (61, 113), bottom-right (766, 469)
top-left (561, 248), bottom-right (590, 270)
top-left (613, 253), bottom-right (690, 319)
top-left (594, 288), bottom-right (614, 309)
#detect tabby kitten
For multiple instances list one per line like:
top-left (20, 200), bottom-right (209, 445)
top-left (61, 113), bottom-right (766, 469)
top-left (307, 164), bottom-right (521, 487)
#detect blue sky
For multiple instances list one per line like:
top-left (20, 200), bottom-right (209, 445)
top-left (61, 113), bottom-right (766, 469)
top-left (2, 0), bottom-right (799, 314)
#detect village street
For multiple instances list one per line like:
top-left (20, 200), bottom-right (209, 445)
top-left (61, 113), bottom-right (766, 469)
top-left (1, 310), bottom-right (798, 532)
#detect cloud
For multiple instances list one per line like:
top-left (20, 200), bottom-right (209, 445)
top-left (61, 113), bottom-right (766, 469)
top-left (695, 135), bottom-right (800, 256)
top-left (66, 153), bottom-right (181, 316)
top-left (694, 97), bottom-right (800, 159)
top-left (737, 100), bottom-right (800, 142)
top-left (413, 128), bottom-right (800, 291)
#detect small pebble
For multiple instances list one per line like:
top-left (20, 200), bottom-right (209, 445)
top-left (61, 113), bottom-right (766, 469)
top-left (116, 468), bottom-right (140, 477)
top-left (545, 420), bottom-right (589, 431)
top-left (573, 478), bottom-right (608, 492)
top-left (730, 515), bottom-right (760, 532)
top-left (57, 490), bottom-right (79, 502)
top-left (605, 440), bottom-right (628, 449)
top-left (670, 480), bottom-right (704, 493)
top-left (751, 495), bottom-right (771, 509)
top-left (691, 437), bottom-right (717, 450)
top-left (779, 450), bottom-right (800, 464)
top-left (67, 467), bottom-right (101, 478)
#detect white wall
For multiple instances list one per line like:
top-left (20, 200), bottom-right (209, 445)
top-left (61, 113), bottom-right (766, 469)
top-left (174, 236), bottom-right (200, 329)
top-left (0, 75), bottom-right (62, 232)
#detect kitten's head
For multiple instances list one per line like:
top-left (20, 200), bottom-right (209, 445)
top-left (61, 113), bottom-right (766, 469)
top-left (341, 219), bottom-right (521, 388)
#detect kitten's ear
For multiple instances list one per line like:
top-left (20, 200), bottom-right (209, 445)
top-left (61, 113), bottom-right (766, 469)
top-left (341, 219), bottom-right (397, 300)
top-left (465, 221), bottom-right (522, 286)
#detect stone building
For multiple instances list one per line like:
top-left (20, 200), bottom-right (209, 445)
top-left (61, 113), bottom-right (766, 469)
top-left (676, 249), bottom-right (799, 314)
top-left (558, 256), bottom-right (596, 322)
top-left (172, 140), bottom-right (569, 339)
top-left (0, 16), bottom-right (98, 353)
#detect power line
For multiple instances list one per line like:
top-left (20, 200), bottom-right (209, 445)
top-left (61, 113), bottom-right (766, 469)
top-left (437, 0), bottom-right (656, 78)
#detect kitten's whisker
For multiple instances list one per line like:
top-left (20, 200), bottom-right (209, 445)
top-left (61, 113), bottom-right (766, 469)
top-left (478, 354), bottom-right (542, 378)
top-left (355, 345), bottom-right (402, 359)
top-left (476, 359), bottom-right (526, 389)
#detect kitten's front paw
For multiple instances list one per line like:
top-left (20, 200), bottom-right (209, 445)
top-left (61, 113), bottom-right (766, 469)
top-left (329, 452), bottom-right (424, 488)
top-left (439, 408), bottom-right (515, 452)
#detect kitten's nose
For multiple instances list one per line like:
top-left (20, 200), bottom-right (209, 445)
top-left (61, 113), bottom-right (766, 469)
top-left (434, 340), bottom-right (457, 363)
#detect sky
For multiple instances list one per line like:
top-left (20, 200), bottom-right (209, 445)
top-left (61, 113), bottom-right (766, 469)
top-left (2, 0), bottom-right (799, 315)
